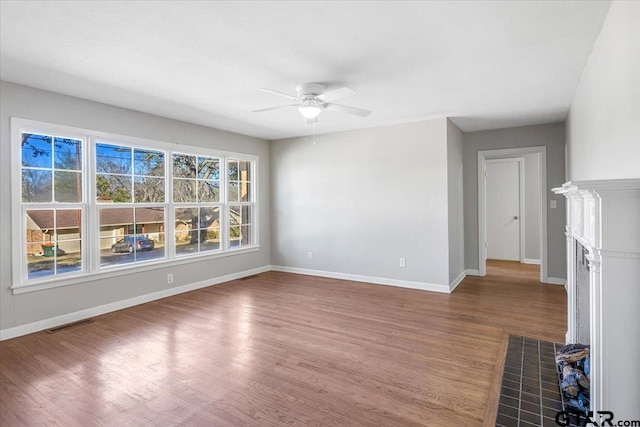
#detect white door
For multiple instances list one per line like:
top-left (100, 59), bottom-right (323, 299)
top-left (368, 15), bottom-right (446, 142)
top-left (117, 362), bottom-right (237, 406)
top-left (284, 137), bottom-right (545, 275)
top-left (486, 160), bottom-right (521, 261)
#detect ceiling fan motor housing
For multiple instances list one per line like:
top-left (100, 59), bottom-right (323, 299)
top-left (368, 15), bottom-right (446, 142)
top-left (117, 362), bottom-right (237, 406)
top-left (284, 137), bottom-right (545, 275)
top-left (296, 83), bottom-right (324, 99)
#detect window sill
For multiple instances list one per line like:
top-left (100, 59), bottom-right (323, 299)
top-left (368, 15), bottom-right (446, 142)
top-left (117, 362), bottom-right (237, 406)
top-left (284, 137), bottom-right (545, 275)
top-left (11, 246), bottom-right (261, 295)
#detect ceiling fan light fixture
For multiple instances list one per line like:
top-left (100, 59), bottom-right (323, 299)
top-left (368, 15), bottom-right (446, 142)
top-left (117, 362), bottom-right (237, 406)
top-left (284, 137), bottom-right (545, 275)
top-left (298, 100), bottom-right (322, 119)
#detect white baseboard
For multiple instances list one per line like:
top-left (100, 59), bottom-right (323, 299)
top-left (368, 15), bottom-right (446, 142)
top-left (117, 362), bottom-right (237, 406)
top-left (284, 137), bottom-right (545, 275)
top-left (270, 265), bottom-right (450, 294)
top-left (465, 269), bottom-right (481, 276)
top-left (449, 270), bottom-right (466, 292)
top-left (546, 277), bottom-right (567, 286)
top-left (0, 265), bottom-right (270, 341)
top-left (524, 258), bottom-right (541, 265)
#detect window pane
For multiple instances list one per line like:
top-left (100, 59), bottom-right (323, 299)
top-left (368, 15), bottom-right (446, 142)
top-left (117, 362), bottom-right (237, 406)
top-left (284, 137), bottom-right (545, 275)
top-left (26, 209), bottom-right (83, 279)
top-left (201, 207), bottom-right (220, 252)
top-left (238, 160), bottom-right (251, 182)
top-left (200, 207), bottom-right (220, 226)
top-left (198, 180), bottom-right (219, 202)
top-left (134, 207), bottom-right (165, 261)
top-left (175, 207), bottom-right (199, 255)
top-left (175, 207), bottom-right (197, 225)
top-left (134, 149), bottom-right (164, 177)
top-left (134, 177), bottom-right (165, 203)
top-left (54, 137), bottom-right (82, 170)
top-left (101, 235), bottom-right (136, 267)
top-left (198, 157), bottom-right (219, 180)
top-left (240, 225), bottom-right (251, 246)
top-left (100, 208), bottom-right (134, 237)
top-left (26, 209), bottom-right (54, 243)
top-left (54, 171), bottom-right (82, 202)
top-left (55, 209), bottom-right (81, 241)
top-left (173, 179), bottom-right (196, 203)
top-left (230, 225), bottom-right (241, 247)
top-left (96, 143), bottom-right (132, 174)
top-left (56, 240), bottom-right (82, 275)
top-left (228, 182), bottom-right (239, 203)
top-left (229, 205), bottom-right (241, 225)
top-left (201, 231), bottom-right (220, 252)
top-left (228, 160), bottom-right (239, 181)
top-left (173, 154), bottom-right (196, 178)
top-left (99, 207), bottom-right (134, 267)
top-left (21, 133), bottom-right (52, 168)
top-left (241, 206), bottom-right (251, 224)
top-left (142, 233), bottom-right (164, 261)
top-left (97, 174), bottom-right (132, 203)
top-left (22, 169), bottom-right (52, 202)
top-left (239, 181), bottom-right (251, 202)
top-left (135, 207), bottom-right (165, 234)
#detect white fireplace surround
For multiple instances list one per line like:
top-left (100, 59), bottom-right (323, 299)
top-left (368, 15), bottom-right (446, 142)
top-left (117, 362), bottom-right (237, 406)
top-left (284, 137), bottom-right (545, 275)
top-left (553, 179), bottom-right (640, 419)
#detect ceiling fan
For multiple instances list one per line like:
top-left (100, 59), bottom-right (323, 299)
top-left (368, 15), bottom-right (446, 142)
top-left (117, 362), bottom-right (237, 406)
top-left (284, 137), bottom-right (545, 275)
top-left (252, 83), bottom-right (371, 120)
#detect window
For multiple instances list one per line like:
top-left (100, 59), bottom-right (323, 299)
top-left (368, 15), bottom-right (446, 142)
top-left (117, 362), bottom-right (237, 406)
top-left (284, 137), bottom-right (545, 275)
top-left (21, 133), bottom-right (84, 280)
top-left (12, 119), bottom-right (257, 291)
top-left (96, 143), bottom-right (166, 267)
top-left (228, 159), bottom-right (254, 248)
top-left (173, 153), bottom-right (222, 256)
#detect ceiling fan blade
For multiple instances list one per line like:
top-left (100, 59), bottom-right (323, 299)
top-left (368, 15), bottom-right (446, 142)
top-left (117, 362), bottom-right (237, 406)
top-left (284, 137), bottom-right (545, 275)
top-left (252, 104), bottom-right (297, 113)
top-left (322, 103), bottom-right (371, 117)
top-left (316, 86), bottom-right (356, 102)
top-left (259, 88), bottom-right (300, 101)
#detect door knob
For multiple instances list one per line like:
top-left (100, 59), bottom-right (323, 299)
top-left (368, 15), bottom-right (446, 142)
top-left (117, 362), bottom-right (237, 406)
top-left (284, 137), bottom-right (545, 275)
top-left (513, 216), bottom-right (519, 220)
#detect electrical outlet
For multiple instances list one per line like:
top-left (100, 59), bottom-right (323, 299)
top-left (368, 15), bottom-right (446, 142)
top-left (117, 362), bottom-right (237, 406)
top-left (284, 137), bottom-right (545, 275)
top-left (167, 273), bottom-right (174, 284)
top-left (307, 251), bottom-right (313, 260)
top-left (550, 200), bottom-right (557, 209)
top-left (399, 258), bottom-right (406, 268)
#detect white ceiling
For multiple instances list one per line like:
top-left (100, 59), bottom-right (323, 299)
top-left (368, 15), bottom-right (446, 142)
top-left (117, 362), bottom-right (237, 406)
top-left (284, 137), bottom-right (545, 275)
top-left (1, 1), bottom-right (611, 140)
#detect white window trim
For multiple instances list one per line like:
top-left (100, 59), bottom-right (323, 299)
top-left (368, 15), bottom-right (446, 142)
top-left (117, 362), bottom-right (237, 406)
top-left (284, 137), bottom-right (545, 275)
top-left (11, 117), bottom-right (259, 294)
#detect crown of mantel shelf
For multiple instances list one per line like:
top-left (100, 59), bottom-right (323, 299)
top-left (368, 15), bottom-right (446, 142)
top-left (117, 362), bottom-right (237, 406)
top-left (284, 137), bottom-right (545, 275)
top-left (553, 179), bottom-right (640, 195)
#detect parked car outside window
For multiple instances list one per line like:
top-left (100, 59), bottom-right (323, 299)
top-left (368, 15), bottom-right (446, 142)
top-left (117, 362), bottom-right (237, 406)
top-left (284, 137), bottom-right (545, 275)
top-left (111, 236), bottom-right (155, 253)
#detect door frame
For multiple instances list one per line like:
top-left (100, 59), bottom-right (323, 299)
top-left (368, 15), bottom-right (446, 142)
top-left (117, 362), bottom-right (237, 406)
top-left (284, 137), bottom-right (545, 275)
top-left (485, 157), bottom-right (525, 263)
top-left (478, 146), bottom-right (547, 283)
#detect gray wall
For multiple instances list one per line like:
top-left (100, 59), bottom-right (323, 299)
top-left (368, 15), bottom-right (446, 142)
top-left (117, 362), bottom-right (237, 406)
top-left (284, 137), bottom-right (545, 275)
top-left (566, 1), bottom-right (640, 181)
top-left (270, 119), bottom-right (451, 286)
top-left (0, 81), bottom-right (271, 331)
top-left (447, 120), bottom-right (465, 284)
top-left (462, 123), bottom-right (566, 279)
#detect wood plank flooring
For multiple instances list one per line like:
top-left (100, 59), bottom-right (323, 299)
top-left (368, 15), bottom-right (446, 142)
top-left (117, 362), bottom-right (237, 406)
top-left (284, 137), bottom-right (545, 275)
top-left (0, 261), bottom-right (566, 426)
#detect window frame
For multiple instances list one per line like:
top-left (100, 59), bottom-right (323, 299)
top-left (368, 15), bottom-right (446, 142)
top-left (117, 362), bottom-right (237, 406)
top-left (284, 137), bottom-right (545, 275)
top-left (11, 118), bottom-right (259, 294)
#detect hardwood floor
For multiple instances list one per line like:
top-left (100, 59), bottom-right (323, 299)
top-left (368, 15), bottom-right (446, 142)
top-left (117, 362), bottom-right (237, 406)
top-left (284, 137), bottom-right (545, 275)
top-left (0, 261), bottom-right (566, 426)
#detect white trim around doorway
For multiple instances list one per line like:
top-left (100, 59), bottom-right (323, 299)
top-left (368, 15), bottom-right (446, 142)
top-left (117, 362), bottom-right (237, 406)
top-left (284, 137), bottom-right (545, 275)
top-left (478, 146), bottom-right (548, 283)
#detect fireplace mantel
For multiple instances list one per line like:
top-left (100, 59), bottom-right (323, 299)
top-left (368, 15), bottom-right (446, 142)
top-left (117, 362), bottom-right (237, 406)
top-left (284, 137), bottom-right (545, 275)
top-left (553, 179), bottom-right (640, 419)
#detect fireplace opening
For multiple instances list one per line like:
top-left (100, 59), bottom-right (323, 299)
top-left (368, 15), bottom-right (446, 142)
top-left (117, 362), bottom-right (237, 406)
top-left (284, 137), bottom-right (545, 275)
top-left (575, 241), bottom-right (590, 345)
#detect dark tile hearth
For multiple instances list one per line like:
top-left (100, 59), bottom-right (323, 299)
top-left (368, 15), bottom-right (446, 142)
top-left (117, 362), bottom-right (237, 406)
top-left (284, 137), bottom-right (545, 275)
top-left (496, 335), bottom-right (565, 427)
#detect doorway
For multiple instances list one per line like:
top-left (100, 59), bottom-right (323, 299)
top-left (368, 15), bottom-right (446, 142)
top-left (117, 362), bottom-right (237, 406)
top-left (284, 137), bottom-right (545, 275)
top-left (478, 146), bottom-right (548, 283)
top-left (485, 158), bottom-right (524, 262)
